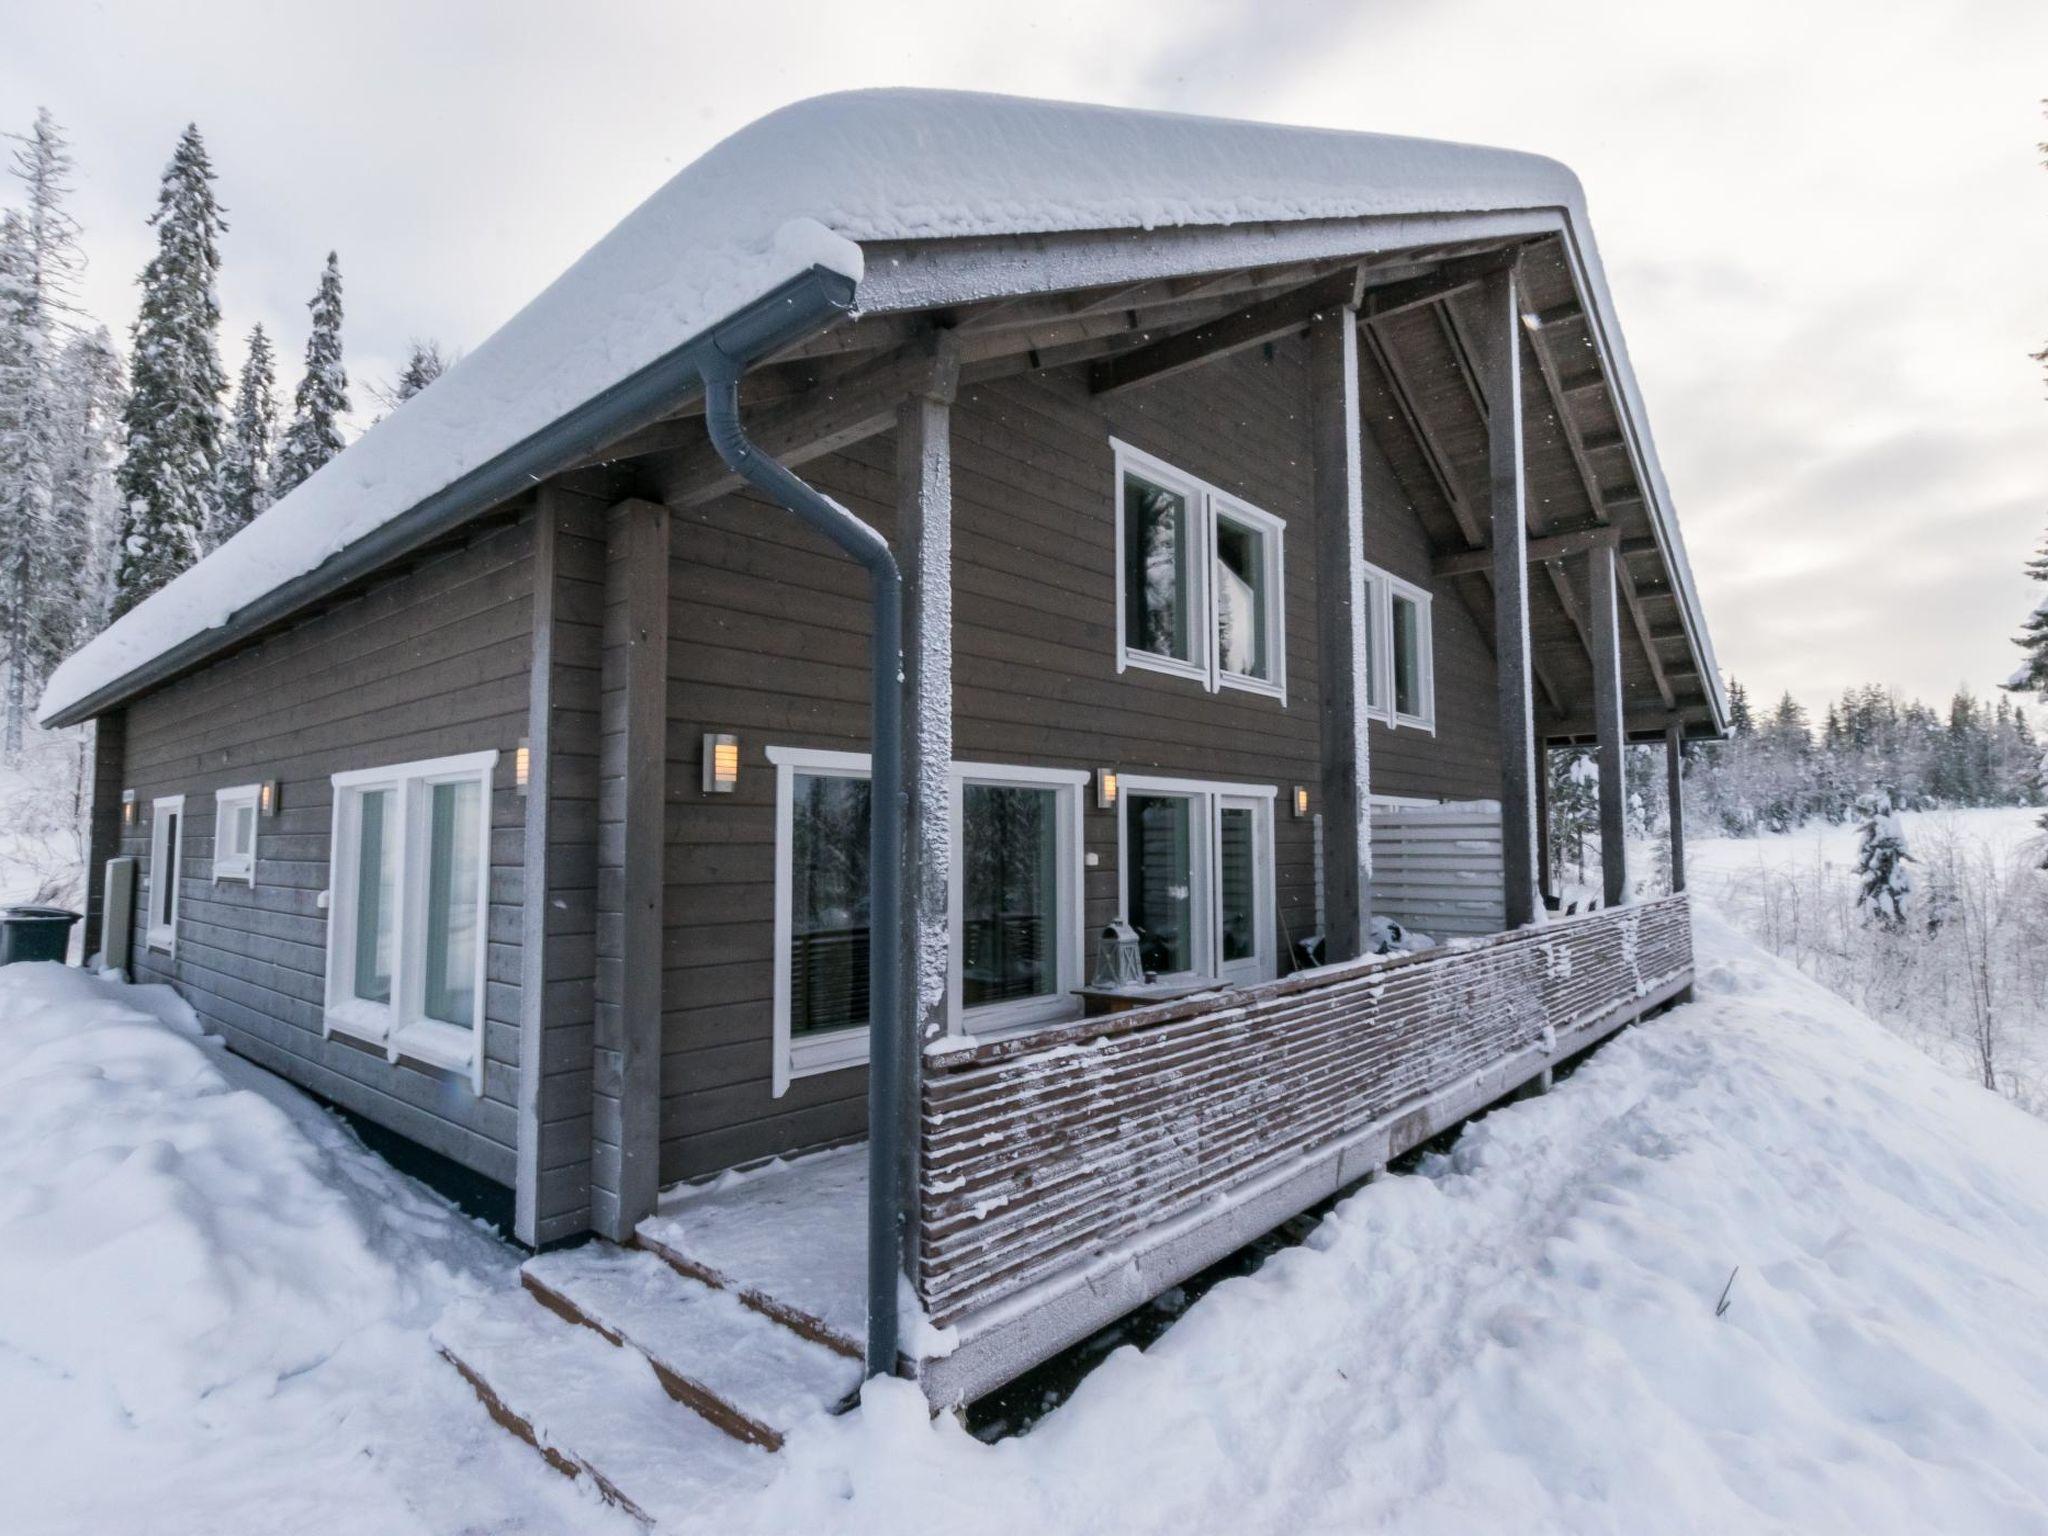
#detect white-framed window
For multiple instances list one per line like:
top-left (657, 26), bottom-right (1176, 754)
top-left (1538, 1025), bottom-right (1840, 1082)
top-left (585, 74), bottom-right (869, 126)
top-left (1114, 439), bottom-right (1286, 701)
top-left (766, 746), bottom-right (1089, 1095)
top-left (146, 794), bottom-right (185, 953)
top-left (213, 784), bottom-right (261, 884)
top-left (1118, 775), bottom-right (1277, 989)
top-left (323, 750), bottom-right (496, 1088)
top-left (1362, 562), bottom-right (1436, 733)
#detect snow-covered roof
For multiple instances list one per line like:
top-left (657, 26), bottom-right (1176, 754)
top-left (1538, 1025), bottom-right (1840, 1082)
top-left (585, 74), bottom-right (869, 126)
top-left (42, 89), bottom-right (1717, 726)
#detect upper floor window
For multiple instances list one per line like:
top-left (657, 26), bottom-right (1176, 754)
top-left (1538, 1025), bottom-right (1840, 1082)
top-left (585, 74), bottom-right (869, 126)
top-left (1114, 440), bottom-right (1285, 701)
top-left (1363, 563), bottom-right (1436, 733)
top-left (323, 750), bottom-right (496, 1088)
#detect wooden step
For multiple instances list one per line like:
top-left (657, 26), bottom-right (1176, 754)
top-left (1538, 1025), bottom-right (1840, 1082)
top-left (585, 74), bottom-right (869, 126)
top-left (432, 1290), bottom-right (773, 1526)
top-left (522, 1244), bottom-right (862, 1449)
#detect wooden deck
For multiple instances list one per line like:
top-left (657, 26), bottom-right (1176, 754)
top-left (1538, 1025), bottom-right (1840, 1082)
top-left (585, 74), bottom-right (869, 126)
top-left (915, 893), bottom-right (1694, 1404)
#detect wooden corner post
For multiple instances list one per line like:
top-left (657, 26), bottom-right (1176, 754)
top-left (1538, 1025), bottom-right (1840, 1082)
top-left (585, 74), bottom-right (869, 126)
top-left (1478, 258), bottom-right (1540, 930)
top-left (1665, 721), bottom-right (1687, 894)
top-left (896, 335), bottom-right (960, 1313)
top-left (1588, 540), bottom-right (1629, 908)
top-left (1311, 297), bottom-right (1372, 960)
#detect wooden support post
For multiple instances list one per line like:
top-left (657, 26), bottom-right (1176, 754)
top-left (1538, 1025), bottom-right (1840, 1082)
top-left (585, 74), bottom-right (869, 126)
top-left (592, 498), bottom-right (670, 1241)
top-left (1477, 259), bottom-right (1539, 930)
top-left (896, 346), bottom-right (958, 1277)
top-left (516, 491), bottom-right (607, 1246)
top-left (80, 709), bottom-right (126, 962)
top-left (1534, 736), bottom-right (1552, 904)
top-left (1310, 300), bottom-right (1373, 959)
top-left (1665, 721), bottom-right (1687, 894)
top-left (1588, 541), bottom-right (1630, 908)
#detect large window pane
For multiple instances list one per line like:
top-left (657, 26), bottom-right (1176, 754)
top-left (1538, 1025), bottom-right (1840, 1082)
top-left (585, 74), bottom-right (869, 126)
top-left (1214, 514), bottom-right (1269, 681)
top-left (423, 779), bottom-right (482, 1026)
top-left (962, 784), bottom-right (1058, 1008)
top-left (1219, 806), bottom-right (1257, 964)
top-left (1393, 594), bottom-right (1422, 718)
top-left (1123, 470), bottom-right (1191, 662)
top-left (352, 788), bottom-right (398, 1006)
top-left (1126, 793), bottom-right (1194, 976)
top-left (791, 772), bottom-right (870, 1036)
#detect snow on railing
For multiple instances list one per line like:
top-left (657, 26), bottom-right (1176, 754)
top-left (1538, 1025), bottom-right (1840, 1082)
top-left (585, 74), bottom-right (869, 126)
top-left (916, 894), bottom-right (1694, 1326)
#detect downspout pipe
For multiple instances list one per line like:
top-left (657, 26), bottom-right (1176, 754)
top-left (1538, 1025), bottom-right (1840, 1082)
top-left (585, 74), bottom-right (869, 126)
top-left (699, 346), bottom-right (908, 1383)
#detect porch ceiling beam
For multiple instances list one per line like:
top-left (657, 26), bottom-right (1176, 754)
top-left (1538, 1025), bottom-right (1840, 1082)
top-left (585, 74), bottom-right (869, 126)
top-left (1431, 524), bottom-right (1619, 578)
top-left (1087, 270), bottom-right (1360, 396)
top-left (1614, 554), bottom-right (1679, 708)
top-left (655, 335), bottom-right (962, 508)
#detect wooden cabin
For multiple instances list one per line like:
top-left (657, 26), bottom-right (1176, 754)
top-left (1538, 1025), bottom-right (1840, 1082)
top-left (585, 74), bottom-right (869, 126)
top-left (42, 91), bottom-right (1722, 1494)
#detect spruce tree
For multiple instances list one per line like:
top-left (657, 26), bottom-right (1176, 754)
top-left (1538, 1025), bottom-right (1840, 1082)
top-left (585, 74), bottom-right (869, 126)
top-left (44, 327), bottom-right (125, 655)
top-left (113, 123), bottom-right (227, 618)
top-left (393, 339), bottom-right (447, 402)
top-left (272, 252), bottom-right (347, 498)
top-left (0, 109), bottom-right (86, 753)
top-left (1853, 792), bottom-right (1914, 931)
top-left (1726, 677), bottom-right (1754, 737)
top-left (210, 323), bottom-right (276, 546)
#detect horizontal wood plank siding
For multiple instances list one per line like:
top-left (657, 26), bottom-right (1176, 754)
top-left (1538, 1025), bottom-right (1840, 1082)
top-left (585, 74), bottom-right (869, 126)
top-left (651, 338), bottom-right (1507, 1181)
top-left (117, 516), bottom-right (538, 1184)
top-left (1370, 802), bottom-right (1506, 937)
top-left (916, 894), bottom-right (1693, 1325)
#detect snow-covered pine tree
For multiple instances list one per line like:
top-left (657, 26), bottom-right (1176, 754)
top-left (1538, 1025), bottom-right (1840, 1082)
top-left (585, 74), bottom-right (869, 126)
top-left (0, 109), bottom-right (87, 754)
top-left (209, 323), bottom-right (276, 546)
top-left (1853, 792), bottom-right (1915, 931)
top-left (271, 253), bottom-right (348, 498)
top-left (1726, 677), bottom-right (1755, 737)
top-left (43, 327), bottom-right (125, 667)
top-left (393, 339), bottom-right (447, 402)
top-left (113, 124), bottom-right (227, 618)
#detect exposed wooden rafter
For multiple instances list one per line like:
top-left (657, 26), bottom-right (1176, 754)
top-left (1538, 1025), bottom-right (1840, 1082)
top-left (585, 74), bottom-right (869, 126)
top-left (1431, 524), bottom-right (1619, 578)
top-left (1087, 270), bottom-right (1359, 396)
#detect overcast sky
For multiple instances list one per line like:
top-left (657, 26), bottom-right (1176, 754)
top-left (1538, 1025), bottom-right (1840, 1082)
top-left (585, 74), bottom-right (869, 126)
top-left (6, 0), bottom-right (2045, 720)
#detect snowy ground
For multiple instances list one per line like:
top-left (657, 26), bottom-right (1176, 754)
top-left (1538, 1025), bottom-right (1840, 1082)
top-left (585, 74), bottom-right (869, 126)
top-left (1689, 804), bottom-right (2043, 897)
top-left (6, 912), bottom-right (2048, 1533)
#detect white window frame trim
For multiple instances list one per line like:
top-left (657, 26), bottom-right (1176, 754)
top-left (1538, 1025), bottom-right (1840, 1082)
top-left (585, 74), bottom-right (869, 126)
top-left (767, 746), bottom-right (1091, 1095)
top-left (1115, 774), bottom-right (1279, 987)
top-left (1362, 561), bottom-right (1437, 735)
top-left (1112, 438), bottom-right (1287, 703)
top-left (322, 749), bottom-right (497, 1091)
top-left (213, 783), bottom-right (261, 885)
top-left (146, 794), bottom-right (185, 954)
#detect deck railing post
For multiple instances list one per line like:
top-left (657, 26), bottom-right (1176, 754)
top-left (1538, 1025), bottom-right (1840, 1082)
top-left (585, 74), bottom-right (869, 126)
top-left (1588, 541), bottom-right (1629, 907)
top-left (1478, 257), bottom-right (1540, 930)
top-left (1312, 294), bottom-right (1373, 958)
top-left (895, 339), bottom-right (960, 1332)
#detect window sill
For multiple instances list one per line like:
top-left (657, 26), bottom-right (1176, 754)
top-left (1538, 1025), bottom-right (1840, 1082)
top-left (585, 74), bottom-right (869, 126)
top-left (1392, 712), bottom-right (1437, 736)
top-left (1218, 672), bottom-right (1286, 704)
top-left (789, 1023), bottom-right (871, 1081)
top-left (1119, 649), bottom-right (1209, 688)
top-left (325, 1005), bottom-right (479, 1088)
top-left (145, 926), bottom-right (175, 955)
top-left (212, 868), bottom-right (254, 885)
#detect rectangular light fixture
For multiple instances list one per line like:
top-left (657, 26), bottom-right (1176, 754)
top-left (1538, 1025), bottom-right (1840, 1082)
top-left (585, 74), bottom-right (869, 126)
top-left (514, 737), bottom-right (531, 795)
top-left (703, 733), bottom-right (740, 794)
top-left (259, 779), bottom-right (281, 818)
top-left (1095, 768), bottom-right (1119, 810)
top-left (122, 788), bottom-right (136, 827)
top-left (1292, 784), bottom-right (1310, 819)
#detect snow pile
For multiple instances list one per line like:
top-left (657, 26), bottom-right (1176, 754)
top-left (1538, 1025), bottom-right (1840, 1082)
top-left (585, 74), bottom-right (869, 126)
top-left (728, 907), bottom-right (2048, 1534)
top-left (41, 89), bottom-right (1712, 727)
top-left (0, 963), bottom-right (619, 1535)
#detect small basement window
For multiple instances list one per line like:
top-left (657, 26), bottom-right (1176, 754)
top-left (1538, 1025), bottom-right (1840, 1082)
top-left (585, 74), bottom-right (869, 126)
top-left (213, 784), bottom-right (261, 884)
top-left (147, 794), bottom-right (185, 953)
top-left (324, 750), bottom-right (496, 1089)
top-left (1114, 440), bottom-right (1286, 700)
top-left (1363, 563), bottom-right (1436, 733)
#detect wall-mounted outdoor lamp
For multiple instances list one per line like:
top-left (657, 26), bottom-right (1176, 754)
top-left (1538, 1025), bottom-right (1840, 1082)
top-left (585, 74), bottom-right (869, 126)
top-left (122, 788), bottom-right (136, 827)
top-left (514, 738), bottom-right (531, 795)
top-left (1095, 768), bottom-right (1119, 811)
top-left (259, 779), bottom-right (281, 818)
top-left (1292, 785), bottom-right (1310, 819)
top-left (703, 733), bottom-right (740, 794)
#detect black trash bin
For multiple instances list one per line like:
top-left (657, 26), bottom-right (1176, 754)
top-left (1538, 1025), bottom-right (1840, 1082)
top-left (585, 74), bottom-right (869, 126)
top-left (0, 905), bottom-right (82, 965)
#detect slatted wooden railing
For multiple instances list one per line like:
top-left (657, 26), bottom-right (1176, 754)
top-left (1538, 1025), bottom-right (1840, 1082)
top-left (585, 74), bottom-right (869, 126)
top-left (916, 893), bottom-right (1693, 1326)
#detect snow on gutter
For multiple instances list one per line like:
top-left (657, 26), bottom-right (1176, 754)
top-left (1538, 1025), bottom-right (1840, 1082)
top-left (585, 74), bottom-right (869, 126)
top-left (42, 89), bottom-right (1722, 731)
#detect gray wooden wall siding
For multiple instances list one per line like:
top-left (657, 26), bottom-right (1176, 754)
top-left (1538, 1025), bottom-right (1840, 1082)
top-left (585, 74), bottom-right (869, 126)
top-left (651, 337), bottom-right (1503, 1184)
top-left (114, 516), bottom-right (538, 1184)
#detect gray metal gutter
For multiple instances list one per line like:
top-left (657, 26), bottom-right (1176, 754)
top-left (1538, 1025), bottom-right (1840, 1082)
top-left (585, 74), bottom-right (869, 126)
top-left (44, 265), bottom-right (860, 728)
top-left (698, 341), bottom-right (908, 1383)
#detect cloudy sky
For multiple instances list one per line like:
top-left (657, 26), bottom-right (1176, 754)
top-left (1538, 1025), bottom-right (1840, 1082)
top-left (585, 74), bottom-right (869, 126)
top-left (6, 0), bottom-right (2045, 719)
